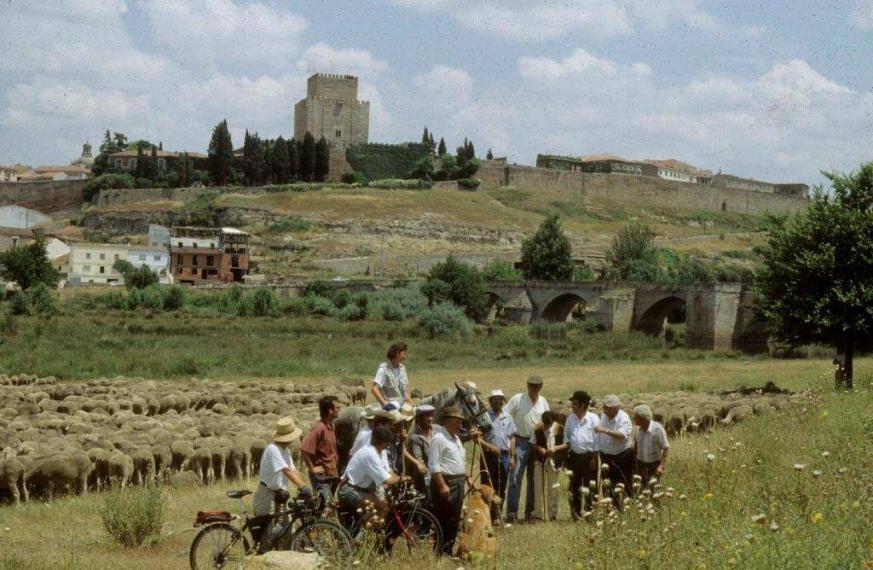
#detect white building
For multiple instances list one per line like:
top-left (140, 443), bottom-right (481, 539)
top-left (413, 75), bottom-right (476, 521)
top-left (128, 245), bottom-right (172, 284)
top-left (67, 243), bottom-right (128, 285)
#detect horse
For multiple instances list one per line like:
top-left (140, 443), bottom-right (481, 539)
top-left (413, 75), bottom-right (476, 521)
top-left (335, 383), bottom-right (493, 474)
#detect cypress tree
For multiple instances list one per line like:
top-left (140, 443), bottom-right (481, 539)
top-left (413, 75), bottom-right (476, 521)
top-left (486, 148), bottom-right (494, 160)
top-left (437, 137), bottom-right (447, 157)
top-left (467, 140), bottom-right (475, 161)
top-left (134, 145), bottom-right (145, 178)
top-left (287, 138), bottom-right (299, 181)
top-left (299, 131), bottom-right (316, 182)
top-left (208, 119), bottom-right (234, 187)
top-left (242, 130), bottom-right (255, 186)
top-left (181, 152), bottom-right (193, 187)
top-left (272, 135), bottom-right (290, 183)
top-left (421, 127), bottom-right (429, 145)
top-left (429, 132), bottom-right (435, 151)
top-left (520, 215), bottom-right (574, 281)
top-left (314, 136), bottom-right (330, 182)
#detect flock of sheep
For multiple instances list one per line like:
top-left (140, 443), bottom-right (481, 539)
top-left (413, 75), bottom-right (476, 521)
top-left (0, 374), bottom-right (366, 505)
top-left (0, 372), bottom-right (803, 506)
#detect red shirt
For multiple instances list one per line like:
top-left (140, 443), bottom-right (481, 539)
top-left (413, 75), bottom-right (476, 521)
top-left (301, 419), bottom-right (338, 477)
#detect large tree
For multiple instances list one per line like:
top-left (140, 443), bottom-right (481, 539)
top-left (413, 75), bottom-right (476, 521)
top-left (287, 138), bottom-right (299, 181)
top-left (271, 135), bottom-right (291, 183)
top-left (298, 131), bottom-right (316, 182)
top-left (207, 119), bottom-right (234, 186)
top-left (756, 164), bottom-right (873, 388)
top-left (0, 236), bottom-right (60, 290)
top-left (520, 215), bottom-right (574, 281)
top-left (423, 256), bottom-right (488, 321)
top-left (601, 222), bottom-right (661, 281)
top-left (314, 136), bottom-right (330, 182)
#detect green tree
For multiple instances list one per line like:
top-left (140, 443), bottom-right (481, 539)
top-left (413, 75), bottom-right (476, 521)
top-left (423, 256), bottom-right (488, 321)
top-left (421, 127), bottom-right (430, 146)
top-left (437, 137), bottom-right (447, 157)
top-left (756, 164), bottom-right (873, 388)
top-left (520, 215), bottom-right (574, 281)
top-left (298, 131), bottom-right (316, 182)
top-left (207, 119), bottom-right (234, 186)
top-left (271, 135), bottom-right (290, 183)
top-left (314, 136), bottom-right (330, 182)
top-left (142, 145), bottom-right (159, 181)
top-left (113, 259), bottom-right (159, 290)
top-left (457, 139), bottom-right (469, 167)
top-left (486, 149), bottom-right (494, 160)
top-left (407, 155), bottom-right (435, 180)
top-left (92, 129), bottom-right (126, 176)
top-left (134, 146), bottom-right (145, 178)
top-left (481, 260), bottom-right (522, 281)
top-left (602, 222), bottom-right (661, 281)
top-left (0, 236), bottom-right (60, 290)
top-left (287, 137), bottom-right (299, 181)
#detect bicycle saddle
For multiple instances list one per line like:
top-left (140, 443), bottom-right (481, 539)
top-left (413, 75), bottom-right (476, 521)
top-left (226, 490), bottom-right (252, 499)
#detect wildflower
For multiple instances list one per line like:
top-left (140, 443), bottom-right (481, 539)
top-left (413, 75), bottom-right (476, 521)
top-left (679, 494), bottom-right (688, 500)
top-left (794, 463), bottom-right (805, 471)
top-left (718, 447), bottom-right (726, 453)
top-left (812, 470), bottom-right (822, 477)
top-left (838, 467), bottom-right (848, 474)
top-left (706, 453), bottom-right (716, 462)
top-left (601, 463), bottom-right (610, 472)
top-left (810, 512), bottom-right (824, 524)
top-left (637, 549), bottom-right (647, 559)
top-left (821, 451), bottom-right (830, 458)
top-left (703, 493), bottom-right (714, 500)
top-left (652, 492), bottom-right (664, 500)
top-left (852, 500), bottom-right (861, 509)
top-left (632, 474), bottom-right (642, 482)
top-left (751, 513), bottom-right (767, 524)
top-left (552, 483), bottom-right (560, 489)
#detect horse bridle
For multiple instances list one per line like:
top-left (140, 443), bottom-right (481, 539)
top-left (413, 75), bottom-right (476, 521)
top-left (454, 382), bottom-right (488, 424)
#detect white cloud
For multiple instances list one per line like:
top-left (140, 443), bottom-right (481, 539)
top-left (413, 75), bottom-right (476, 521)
top-left (414, 65), bottom-right (474, 102)
top-left (853, 0), bottom-right (873, 29)
top-left (297, 43), bottom-right (389, 76)
top-left (140, 0), bottom-right (307, 67)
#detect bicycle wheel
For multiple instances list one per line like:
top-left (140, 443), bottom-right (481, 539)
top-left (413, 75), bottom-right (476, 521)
top-left (189, 523), bottom-right (250, 570)
top-left (384, 507), bottom-right (443, 554)
top-left (289, 519), bottom-right (355, 566)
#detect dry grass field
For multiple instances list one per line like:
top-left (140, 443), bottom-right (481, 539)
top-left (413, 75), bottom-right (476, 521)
top-left (0, 358), bottom-right (870, 570)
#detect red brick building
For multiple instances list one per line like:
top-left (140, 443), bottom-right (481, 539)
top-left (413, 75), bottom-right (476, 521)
top-left (170, 227), bottom-right (250, 284)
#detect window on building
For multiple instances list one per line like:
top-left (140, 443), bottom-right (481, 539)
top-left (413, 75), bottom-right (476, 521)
top-left (206, 255), bottom-right (214, 267)
top-left (130, 158), bottom-right (137, 168)
top-left (11, 237), bottom-right (19, 248)
top-left (178, 241), bottom-right (183, 247)
top-left (85, 252), bottom-right (91, 260)
top-left (153, 255), bottom-right (161, 261)
top-left (83, 265), bottom-right (90, 272)
top-left (193, 255), bottom-right (199, 267)
top-left (114, 254), bottom-right (119, 260)
top-left (335, 129), bottom-right (342, 138)
top-left (114, 159), bottom-right (122, 168)
top-left (99, 266), bottom-right (105, 274)
top-left (193, 242), bottom-right (198, 248)
top-left (139, 254), bottom-right (146, 261)
top-left (99, 253), bottom-right (105, 260)
top-left (334, 103), bottom-right (342, 116)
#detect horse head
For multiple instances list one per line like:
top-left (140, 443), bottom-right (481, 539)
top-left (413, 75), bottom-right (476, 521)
top-left (454, 382), bottom-right (492, 434)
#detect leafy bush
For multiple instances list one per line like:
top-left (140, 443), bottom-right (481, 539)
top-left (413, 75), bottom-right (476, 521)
top-left (94, 290), bottom-right (127, 310)
top-left (423, 256), bottom-right (488, 321)
top-left (368, 179), bottom-right (433, 190)
top-left (263, 182), bottom-right (347, 193)
top-left (341, 171), bottom-right (367, 185)
top-left (83, 173), bottom-right (135, 202)
top-left (221, 285), bottom-right (243, 312)
top-left (456, 158), bottom-right (480, 179)
top-left (126, 288), bottom-right (144, 310)
top-left (241, 287), bottom-right (278, 317)
top-left (333, 289), bottom-right (352, 309)
top-left (457, 178), bottom-right (481, 190)
top-left (304, 280), bottom-right (332, 298)
top-left (100, 485), bottom-right (165, 547)
top-left (417, 302), bottom-right (472, 339)
top-left (304, 294), bottom-right (335, 316)
top-left (115, 261), bottom-right (159, 290)
top-left (332, 298), bottom-right (369, 321)
top-left (573, 265), bottom-right (596, 282)
top-left (481, 260), bottom-right (522, 282)
top-left (521, 215), bottom-right (574, 281)
top-left (371, 285), bottom-right (428, 321)
top-left (280, 296), bottom-right (307, 316)
top-left (602, 222), bottom-right (660, 281)
top-left (162, 286), bottom-right (185, 311)
top-left (140, 285), bottom-right (165, 311)
top-left (8, 292), bottom-right (29, 315)
top-left (27, 283), bottom-right (57, 315)
top-left (135, 177), bottom-right (153, 189)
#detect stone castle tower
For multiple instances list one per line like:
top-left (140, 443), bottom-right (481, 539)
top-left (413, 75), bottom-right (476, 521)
top-left (293, 74), bottom-right (370, 148)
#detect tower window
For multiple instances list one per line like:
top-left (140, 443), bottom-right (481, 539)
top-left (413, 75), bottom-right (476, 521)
top-left (335, 129), bottom-right (342, 138)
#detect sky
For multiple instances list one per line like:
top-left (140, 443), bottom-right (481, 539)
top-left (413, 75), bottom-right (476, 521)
top-left (1, 0), bottom-right (872, 186)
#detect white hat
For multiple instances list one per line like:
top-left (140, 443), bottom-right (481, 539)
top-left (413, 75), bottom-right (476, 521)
top-left (488, 389), bottom-right (506, 400)
top-left (603, 394), bottom-right (622, 408)
top-left (416, 404), bottom-right (435, 416)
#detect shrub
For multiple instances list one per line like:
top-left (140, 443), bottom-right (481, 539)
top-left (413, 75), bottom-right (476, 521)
top-left (371, 285), bottom-right (428, 321)
top-left (94, 290), bottom-right (127, 310)
top-left (221, 285), bottom-right (243, 312)
top-left (521, 215), bottom-right (574, 281)
top-left (162, 285), bottom-right (185, 311)
top-left (333, 289), bottom-right (352, 309)
top-left (424, 256), bottom-right (488, 321)
top-left (83, 173), bottom-right (135, 202)
top-left (8, 292), bottom-right (29, 315)
top-left (345, 142), bottom-right (430, 181)
top-left (341, 171), bottom-right (367, 185)
top-left (100, 485), bottom-right (165, 547)
top-left (304, 280), bottom-right (332, 298)
top-left (573, 265), bottom-right (596, 282)
top-left (27, 283), bottom-right (57, 315)
top-left (242, 287), bottom-right (278, 317)
top-left (140, 285), bottom-right (165, 311)
top-left (135, 177), bottom-right (153, 189)
top-left (304, 294), bottom-right (334, 316)
top-left (332, 302), bottom-right (368, 321)
top-left (481, 260), bottom-right (522, 282)
top-left (280, 296), bottom-right (307, 316)
top-left (126, 288), bottom-right (143, 310)
top-left (368, 179), bottom-right (432, 190)
top-left (417, 302), bottom-right (472, 339)
top-left (457, 177), bottom-right (481, 190)
top-left (116, 262), bottom-right (159, 290)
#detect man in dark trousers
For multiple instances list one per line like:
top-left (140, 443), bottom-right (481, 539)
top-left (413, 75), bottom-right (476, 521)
top-left (429, 405), bottom-right (472, 555)
top-left (550, 390), bottom-right (599, 521)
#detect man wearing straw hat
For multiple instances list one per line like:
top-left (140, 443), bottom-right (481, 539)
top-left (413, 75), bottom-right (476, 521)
top-left (480, 389), bottom-right (515, 521)
top-left (429, 405), bottom-right (472, 555)
top-left (253, 417), bottom-right (312, 516)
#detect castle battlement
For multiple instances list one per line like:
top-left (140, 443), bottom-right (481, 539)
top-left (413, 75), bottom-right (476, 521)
top-left (295, 72), bottom-right (370, 146)
top-left (310, 73), bottom-right (358, 81)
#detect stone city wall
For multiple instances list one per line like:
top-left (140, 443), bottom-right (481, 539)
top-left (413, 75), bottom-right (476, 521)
top-left (0, 180), bottom-right (87, 213)
top-left (479, 162), bottom-right (807, 216)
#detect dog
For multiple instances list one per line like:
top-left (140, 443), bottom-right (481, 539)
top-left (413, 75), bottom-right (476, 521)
top-left (457, 484), bottom-right (501, 560)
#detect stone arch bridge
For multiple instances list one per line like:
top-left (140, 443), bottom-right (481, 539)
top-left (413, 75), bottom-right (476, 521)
top-left (486, 281), bottom-right (767, 352)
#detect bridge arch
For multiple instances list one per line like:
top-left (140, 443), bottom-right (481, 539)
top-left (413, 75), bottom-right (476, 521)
top-left (634, 295), bottom-right (687, 336)
top-left (540, 293), bottom-right (589, 322)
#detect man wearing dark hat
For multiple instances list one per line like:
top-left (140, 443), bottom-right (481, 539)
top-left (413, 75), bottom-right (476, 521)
top-left (407, 404), bottom-right (435, 495)
top-left (550, 391), bottom-right (599, 521)
top-left (429, 405), bottom-right (471, 555)
top-left (505, 375), bottom-right (549, 523)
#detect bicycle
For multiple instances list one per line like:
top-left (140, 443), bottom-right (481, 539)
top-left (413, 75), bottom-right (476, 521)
top-left (340, 480), bottom-right (443, 555)
top-left (189, 489), bottom-right (354, 569)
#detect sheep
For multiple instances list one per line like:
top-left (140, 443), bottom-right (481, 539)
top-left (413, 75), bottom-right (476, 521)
top-left (27, 452), bottom-right (93, 499)
top-left (190, 446), bottom-right (214, 485)
top-left (351, 387), bottom-right (367, 405)
top-left (227, 442), bottom-right (252, 480)
top-left (0, 457), bottom-right (27, 505)
top-left (171, 441), bottom-right (194, 472)
top-left (132, 449), bottom-right (156, 486)
top-left (107, 451), bottom-right (134, 488)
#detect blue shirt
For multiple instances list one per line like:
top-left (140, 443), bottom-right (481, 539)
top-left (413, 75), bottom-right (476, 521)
top-left (485, 410), bottom-right (516, 451)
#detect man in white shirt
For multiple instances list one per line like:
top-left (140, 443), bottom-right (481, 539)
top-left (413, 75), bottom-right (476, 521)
top-left (550, 390), bottom-right (598, 521)
top-left (479, 389), bottom-right (516, 521)
top-left (505, 375), bottom-right (549, 523)
top-left (253, 417), bottom-right (312, 516)
top-left (338, 426), bottom-right (406, 532)
top-left (594, 394), bottom-right (634, 504)
top-left (371, 342), bottom-right (413, 408)
top-left (632, 404), bottom-right (670, 486)
top-left (429, 405), bottom-right (472, 555)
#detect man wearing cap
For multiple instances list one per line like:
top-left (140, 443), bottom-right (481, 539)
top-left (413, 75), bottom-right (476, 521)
top-left (594, 394), bottom-right (634, 504)
top-left (505, 375), bottom-right (549, 523)
top-left (254, 417), bottom-right (312, 516)
top-left (372, 342), bottom-right (413, 409)
top-left (479, 389), bottom-right (515, 521)
top-left (429, 405), bottom-right (472, 555)
top-left (406, 404), bottom-right (435, 495)
top-left (550, 391), bottom-right (599, 521)
top-left (632, 404), bottom-right (670, 485)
